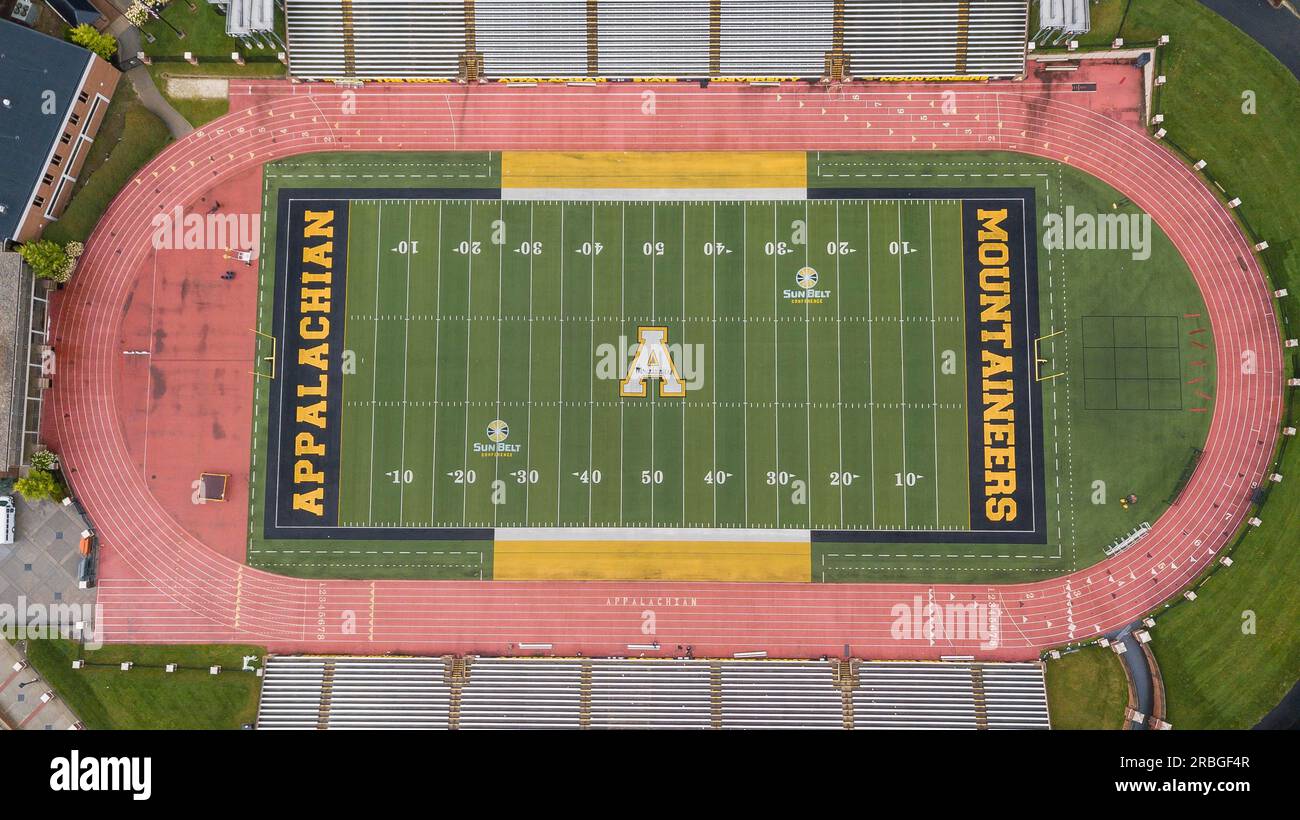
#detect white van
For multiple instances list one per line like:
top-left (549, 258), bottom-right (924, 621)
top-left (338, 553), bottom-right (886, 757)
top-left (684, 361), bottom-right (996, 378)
top-left (0, 496), bottom-right (14, 544)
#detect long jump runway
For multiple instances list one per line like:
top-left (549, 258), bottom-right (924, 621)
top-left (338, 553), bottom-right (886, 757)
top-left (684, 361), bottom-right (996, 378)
top-left (46, 63), bottom-right (1282, 659)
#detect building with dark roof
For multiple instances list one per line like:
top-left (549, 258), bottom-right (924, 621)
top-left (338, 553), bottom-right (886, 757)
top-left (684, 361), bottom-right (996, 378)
top-left (0, 17), bottom-right (119, 244)
top-left (46, 0), bottom-right (106, 29)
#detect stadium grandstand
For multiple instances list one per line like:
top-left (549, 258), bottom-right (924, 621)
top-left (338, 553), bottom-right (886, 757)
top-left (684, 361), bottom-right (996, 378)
top-left (283, 0), bottom-right (1030, 82)
top-left (255, 656), bottom-right (1051, 729)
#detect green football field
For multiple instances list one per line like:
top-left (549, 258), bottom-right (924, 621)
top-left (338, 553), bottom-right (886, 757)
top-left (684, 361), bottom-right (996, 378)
top-left (335, 197), bottom-right (980, 532)
top-left (249, 150), bottom-right (1215, 582)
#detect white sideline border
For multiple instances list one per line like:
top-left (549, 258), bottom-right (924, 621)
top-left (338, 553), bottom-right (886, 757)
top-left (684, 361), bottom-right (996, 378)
top-left (501, 187), bottom-right (808, 201)
top-left (495, 527), bottom-right (811, 542)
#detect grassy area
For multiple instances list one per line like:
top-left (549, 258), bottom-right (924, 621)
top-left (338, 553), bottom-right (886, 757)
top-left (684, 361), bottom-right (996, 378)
top-left (43, 82), bottom-right (172, 245)
top-left (161, 93), bottom-right (230, 127)
top-left (1045, 647), bottom-right (1129, 729)
top-left (250, 151), bottom-right (1211, 582)
top-left (24, 640), bottom-right (264, 730)
top-left (140, 2), bottom-right (286, 77)
top-left (135, 2), bottom-right (284, 127)
top-left (1123, 0), bottom-right (1300, 730)
top-left (1030, 0), bottom-right (1132, 50)
top-left (1033, 0), bottom-right (1300, 728)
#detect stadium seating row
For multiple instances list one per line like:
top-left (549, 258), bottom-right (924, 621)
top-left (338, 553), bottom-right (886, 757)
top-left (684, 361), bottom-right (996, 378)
top-left (284, 0), bottom-right (1029, 81)
top-left (256, 655), bottom-right (1051, 729)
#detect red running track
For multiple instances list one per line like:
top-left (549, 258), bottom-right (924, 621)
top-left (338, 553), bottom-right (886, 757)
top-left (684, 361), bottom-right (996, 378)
top-left (45, 65), bottom-right (1282, 660)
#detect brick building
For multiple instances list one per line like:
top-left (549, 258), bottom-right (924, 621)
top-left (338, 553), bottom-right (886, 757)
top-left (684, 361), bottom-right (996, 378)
top-left (0, 17), bottom-right (119, 244)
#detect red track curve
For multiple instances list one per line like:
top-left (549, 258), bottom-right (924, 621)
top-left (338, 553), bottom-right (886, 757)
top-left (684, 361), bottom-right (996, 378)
top-left (45, 71), bottom-right (1282, 660)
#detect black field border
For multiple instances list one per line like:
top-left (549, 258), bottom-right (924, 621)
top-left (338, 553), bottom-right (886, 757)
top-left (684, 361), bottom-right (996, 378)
top-left (808, 187), bottom-right (1046, 545)
top-left (265, 187), bottom-right (499, 542)
top-left (265, 186), bottom-right (1045, 545)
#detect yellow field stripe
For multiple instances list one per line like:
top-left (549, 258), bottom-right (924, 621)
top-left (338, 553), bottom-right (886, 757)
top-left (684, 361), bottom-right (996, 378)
top-left (500, 151), bottom-right (806, 189)
top-left (494, 539), bottom-right (811, 582)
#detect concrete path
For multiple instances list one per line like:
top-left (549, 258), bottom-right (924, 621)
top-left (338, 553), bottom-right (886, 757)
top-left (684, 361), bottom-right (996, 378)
top-left (108, 18), bottom-right (194, 139)
top-left (0, 640), bottom-right (81, 730)
top-left (1197, 0), bottom-right (1300, 80)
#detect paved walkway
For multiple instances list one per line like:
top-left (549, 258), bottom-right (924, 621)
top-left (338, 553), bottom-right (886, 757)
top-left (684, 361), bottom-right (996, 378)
top-left (108, 18), bottom-right (194, 139)
top-left (0, 494), bottom-right (98, 616)
top-left (1197, 0), bottom-right (1300, 80)
top-left (0, 640), bottom-right (80, 730)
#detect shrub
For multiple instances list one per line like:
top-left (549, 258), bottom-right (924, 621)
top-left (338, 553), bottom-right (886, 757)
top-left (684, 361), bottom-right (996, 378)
top-left (14, 468), bottom-right (64, 503)
top-left (17, 240), bottom-right (71, 281)
top-left (29, 449), bottom-right (59, 471)
top-left (68, 24), bottom-right (118, 62)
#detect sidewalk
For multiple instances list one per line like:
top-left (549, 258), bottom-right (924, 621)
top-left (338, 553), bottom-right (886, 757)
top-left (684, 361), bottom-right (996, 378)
top-left (0, 640), bottom-right (80, 730)
top-left (108, 16), bottom-right (194, 139)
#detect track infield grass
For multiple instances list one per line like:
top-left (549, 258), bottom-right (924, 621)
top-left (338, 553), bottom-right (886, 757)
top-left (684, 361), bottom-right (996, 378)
top-left (247, 150), bottom-right (1214, 583)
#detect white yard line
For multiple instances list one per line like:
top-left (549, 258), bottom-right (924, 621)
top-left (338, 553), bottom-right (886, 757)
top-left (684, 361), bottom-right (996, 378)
top-left (742, 204), bottom-right (749, 526)
top-left (460, 205), bottom-right (475, 523)
top-left (803, 200), bottom-right (813, 527)
top-left (866, 203), bottom-right (876, 527)
top-left (896, 201), bottom-right (908, 526)
top-left (618, 203), bottom-right (626, 526)
top-left (588, 203), bottom-right (596, 525)
top-left (398, 202), bottom-right (413, 524)
top-left (366, 204), bottom-right (383, 525)
top-left (711, 202), bottom-right (718, 526)
top-left (927, 202), bottom-right (941, 526)
top-left (834, 200), bottom-right (846, 528)
top-left (524, 203), bottom-right (536, 524)
top-left (430, 202), bottom-right (444, 521)
top-left (681, 203), bottom-right (687, 524)
top-left (772, 205), bottom-right (780, 526)
top-left (493, 200), bottom-right (505, 527)
top-left (649, 205), bottom-right (656, 523)
top-left (556, 205), bottom-right (566, 525)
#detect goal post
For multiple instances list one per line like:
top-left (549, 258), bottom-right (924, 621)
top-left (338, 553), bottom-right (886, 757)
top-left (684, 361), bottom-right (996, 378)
top-left (251, 328), bottom-right (277, 380)
top-left (1034, 329), bottom-right (1065, 382)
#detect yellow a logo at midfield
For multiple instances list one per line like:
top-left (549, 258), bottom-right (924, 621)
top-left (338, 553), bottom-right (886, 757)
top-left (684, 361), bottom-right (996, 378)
top-left (620, 326), bottom-right (685, 398)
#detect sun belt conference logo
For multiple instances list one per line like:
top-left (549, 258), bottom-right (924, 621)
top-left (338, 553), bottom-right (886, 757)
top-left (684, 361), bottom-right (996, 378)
top-left (785, 267), bottom-right (831, 303)
top-left (476, 418), bottom-right (519, 455)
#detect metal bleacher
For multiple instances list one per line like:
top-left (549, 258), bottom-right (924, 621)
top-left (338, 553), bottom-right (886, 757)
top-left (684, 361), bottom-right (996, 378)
top-left (257, 656), bottom-right (1050, 730)
top-left (284, 0), bottom-right (1030, 81)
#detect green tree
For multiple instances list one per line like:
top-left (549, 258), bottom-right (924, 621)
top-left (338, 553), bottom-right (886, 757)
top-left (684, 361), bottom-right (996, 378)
top-left (16, 240), bottom-right (71, 281)
top-left (14, 469), bottom-right (64, 503)
top-left (68, 24), bottom-right (118, 61)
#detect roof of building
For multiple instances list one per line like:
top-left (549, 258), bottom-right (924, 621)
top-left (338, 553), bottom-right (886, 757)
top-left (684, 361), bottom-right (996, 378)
top-left (0, 251), bottom-right (32, 470)
top-left (0, 19), bottom-right (94, 242)
top-left (46, 0), bottom-right (105, 28)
